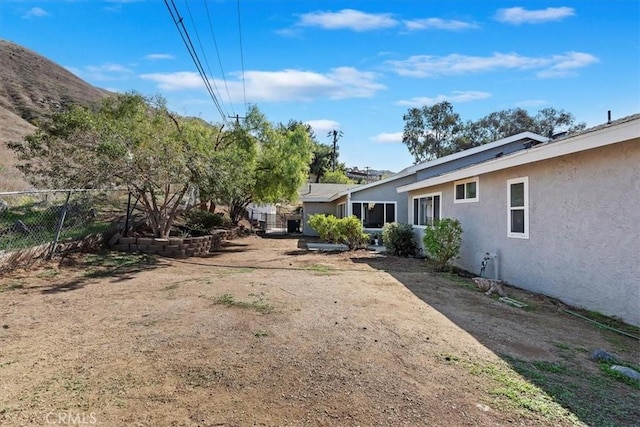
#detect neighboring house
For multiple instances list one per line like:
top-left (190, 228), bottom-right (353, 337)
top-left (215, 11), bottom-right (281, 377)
top-left (396, 114), bottom-right (640, 326)
top-left (300, 131), bottom-right (549, 237)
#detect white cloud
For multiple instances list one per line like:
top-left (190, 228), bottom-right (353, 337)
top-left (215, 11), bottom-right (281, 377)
top-left (22, 7), bottom-right (49, 19)
top-left (70, 63), bottom-right (134, 81)
top-left (386, 51), bottom-right (597, 78)
top-left (141, 67), bottom-right (386, 102)
top-left (396, 91), bottom-right (491, 107)
top-left (371, 132), bottom-right (403, 144)
top-left (298, 9), bottom-right (398, 32)
top-left (144, 53), bottom-right (175, 61)
top-left (140, 71), bottom-right (204, 90)
top-left (404, 18), bottom-right (478, 31)
top-left (495, 7), bottom-right (575, 25)
top-left (536, 52), bottom-right (599, 78)
top-left (275, 28), bottom-right (302, 38)
top-left (305, 120), bottom-right (341, 136)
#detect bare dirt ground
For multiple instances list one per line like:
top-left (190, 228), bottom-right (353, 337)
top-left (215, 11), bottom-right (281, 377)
top-left (0, 234), bottom-right (638, 426)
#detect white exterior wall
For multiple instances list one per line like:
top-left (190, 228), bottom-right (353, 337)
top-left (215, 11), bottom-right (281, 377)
top-left (411, 139), bottom-right (640, 326)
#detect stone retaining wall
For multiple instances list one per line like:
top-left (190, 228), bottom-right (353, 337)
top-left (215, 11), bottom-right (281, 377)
top-left (108, 228), bottom-right (246, 258)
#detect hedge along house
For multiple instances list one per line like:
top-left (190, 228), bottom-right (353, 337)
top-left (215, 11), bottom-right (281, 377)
top-left (300, 131), bottom-right (549, 238)
top-left (397, 114), bottom-right (640, 326)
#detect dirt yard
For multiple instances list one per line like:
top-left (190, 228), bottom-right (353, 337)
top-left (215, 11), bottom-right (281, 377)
top-left (1, 234), bottom-right (638, 426)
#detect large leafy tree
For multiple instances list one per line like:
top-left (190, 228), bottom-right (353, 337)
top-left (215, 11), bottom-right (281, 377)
top-left (212, 106), bottom-right (314, 224)
top-left (284, 120), bottom-right (334, 183)
top-left (402, 103), bottom-right (586, 161)
top-left (532, 108), bottom-right (587, 137)
top-left (402, 101), bottom-right (464, 163)
top-left (9, 92), bottom-right (219, 238)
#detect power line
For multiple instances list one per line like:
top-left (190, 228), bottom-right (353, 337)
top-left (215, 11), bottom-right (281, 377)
top-left (236, 0), bottom-right (247, 108)
top-left (183, 0), bottom-right (231, 116)
top-left (163, 0), bottom-right (228, 123)
top-left (201, 0), bottom-right (236, 116)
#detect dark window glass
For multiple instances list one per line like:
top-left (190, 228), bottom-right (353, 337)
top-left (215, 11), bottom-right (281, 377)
top-left (386, 203), bottom-right (395, 223)
top-left (466, 182), bottom-right (476, 199)
top-left (433, 195), bottom-right (440, 221)
top-left (420, 197), bottom-right (430, 225)
top-left (352, 202), bottom-right (361, 219)
top-left (511, 183), bottom-right (524, 207)
top-left (366, 203), bottom-right (384, 228)
top-left (413, 199), bottom-right (418, 225)
top-left (511, 209), bottom-right (525, 233)
top-left (455, 184), bottom-right (465, 200)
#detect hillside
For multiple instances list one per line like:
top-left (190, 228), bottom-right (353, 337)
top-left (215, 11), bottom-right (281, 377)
top-left (0, 39), bottom-right (110, 191)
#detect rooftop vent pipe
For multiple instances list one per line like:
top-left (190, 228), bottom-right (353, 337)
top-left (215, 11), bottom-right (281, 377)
top-left (607, 110), bottom-right (612, 125)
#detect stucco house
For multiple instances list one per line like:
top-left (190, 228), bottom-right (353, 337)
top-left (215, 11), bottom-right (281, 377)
top-left (396, 114), bottom-right (640, 326)
top-left (300, 131), bottom-right (549, 237)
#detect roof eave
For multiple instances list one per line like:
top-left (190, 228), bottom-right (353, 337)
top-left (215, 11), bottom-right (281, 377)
top-left (397, 118), bottom-right (639, 193)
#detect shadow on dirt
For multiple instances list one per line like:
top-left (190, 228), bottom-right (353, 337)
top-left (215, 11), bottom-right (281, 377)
top-left (353, 253), bottom-right (640, 427)
top-left (37, 251), bottom-right (163, 294)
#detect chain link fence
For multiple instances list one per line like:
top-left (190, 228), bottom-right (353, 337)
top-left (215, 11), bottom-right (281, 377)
top-left (0, 189), bottom-right (128, 270)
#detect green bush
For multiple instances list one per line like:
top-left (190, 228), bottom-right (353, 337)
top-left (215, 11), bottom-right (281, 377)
top-left (423, 218), bottom-right (463, 271)
top-left (382, 222), bottom-right (418, 257)
top-left (308, 214), bottom-right (338, 242)
top-left (308, 214), bottom-right (369, 250)
top-left (336, 216), bottom-right (369, 250)
top-left (184, 210), bottom-right (226, 232)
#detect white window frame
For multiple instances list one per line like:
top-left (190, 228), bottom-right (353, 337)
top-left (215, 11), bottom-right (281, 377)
top-left (351, 201), bottom-right (396, 229)
top-left (454, 177), bottom-right (479, 204)
top-left (507, 177), bottom-right (529, 239)
top-left (336, 202), bottom-right (346, 219)
top-left (412, 192), bottom-right (442, 228)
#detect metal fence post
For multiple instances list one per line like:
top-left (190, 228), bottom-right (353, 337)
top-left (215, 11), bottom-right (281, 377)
top-left (48, 190), bottom-right (71, 259)
top-left (124, 192), bottom-right (132, 237)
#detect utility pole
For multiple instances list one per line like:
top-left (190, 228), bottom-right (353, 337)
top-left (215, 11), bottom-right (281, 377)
top-left (227, 114), bottom-right (246, 125)
top-left (327, 129), bottom-right (343, 171)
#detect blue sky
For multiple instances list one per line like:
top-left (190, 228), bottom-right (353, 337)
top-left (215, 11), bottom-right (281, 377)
top-left (1, 1), bottom-right (639, 172)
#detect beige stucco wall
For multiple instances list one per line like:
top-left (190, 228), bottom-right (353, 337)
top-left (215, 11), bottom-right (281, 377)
top-left (410, 139), bottom-right (640, 326)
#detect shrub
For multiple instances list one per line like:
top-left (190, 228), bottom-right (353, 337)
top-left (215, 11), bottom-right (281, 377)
top-left (308, 214), bottom-right (369, 250)
top-left (335, 216), bottom-right (369, 250)
top-left (308, 214), bottom-right (338, 242)
top-left (184, 210), bottom-right (225, 233)
top-left (382, 222), bottom-right (418, 257)
top-left (423, 218), bottom-right (463, 271)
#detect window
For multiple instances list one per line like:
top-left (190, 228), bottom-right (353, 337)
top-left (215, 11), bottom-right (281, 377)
top-left (507, 177), bottom-right (529, 239)
top-left (454, 177), bottom-right (479, 203)
top-left (412, 193), bottom-right (441, 226)
top-left (351, 202), bottom-right (395, 228)
top-left (337, 203), bottom-right (346, 219)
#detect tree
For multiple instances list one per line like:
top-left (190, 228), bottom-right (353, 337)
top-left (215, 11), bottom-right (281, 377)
top-left (402, 103), bottom-right (587, 161)
top-left (402, 101), bottom-right (463, 163)
top-left (9, 92), bottom-right (218, 238)
top-left (533, 108), bottom-right (586, 137)
top-left (309, 142), bottom-right (334, 182)
top-left (212, 105), bottom-right (314, 224)
top-left (327, 129), bottom-right (343, 171)
top-left (469, 107), bottom-right (586, 145)
top-left (320, 170), bottom-right (354, 184)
